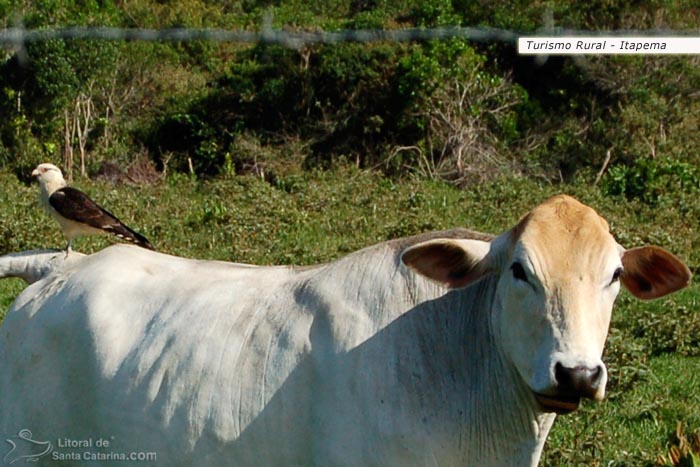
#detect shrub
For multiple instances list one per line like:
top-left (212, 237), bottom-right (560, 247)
top-left (602, 157), bottom-right (700, 205)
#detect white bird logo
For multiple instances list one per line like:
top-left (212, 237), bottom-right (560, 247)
top-left (4, 429), bottom-right (53, 464)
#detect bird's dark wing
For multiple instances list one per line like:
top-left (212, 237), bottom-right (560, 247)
top-left (49, 187), bottom-right (155, 250)
top-left (49, 186), bottom-right (119, 227)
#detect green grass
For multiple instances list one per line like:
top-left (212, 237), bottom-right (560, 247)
top-left (1, 166), bottom-right (698, 466)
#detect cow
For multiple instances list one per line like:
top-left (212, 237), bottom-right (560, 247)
top-left (0, 195), bottom-right (691, 466)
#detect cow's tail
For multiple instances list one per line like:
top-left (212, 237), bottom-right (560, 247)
top-left (0, 249), bottom-right (84, 284)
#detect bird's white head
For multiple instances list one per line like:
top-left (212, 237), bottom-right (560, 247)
top-left (32, 163), bottom-right (67, 195)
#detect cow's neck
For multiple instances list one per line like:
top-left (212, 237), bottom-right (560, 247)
top-left (400, 275), bottom-right (557, 466)
top-left (308, 246), bottom-right (556, 465)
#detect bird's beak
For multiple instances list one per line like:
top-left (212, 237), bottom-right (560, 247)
top-left (31, 169), bottom-right (39, 177)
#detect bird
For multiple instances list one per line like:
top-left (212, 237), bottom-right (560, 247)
top-left (32, 163), bottom-right (155, 253)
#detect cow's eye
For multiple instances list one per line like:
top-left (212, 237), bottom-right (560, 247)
top-left (511, 262), bottom-right (528, 282)
top-left (610, 267), bottom-right (623, 284)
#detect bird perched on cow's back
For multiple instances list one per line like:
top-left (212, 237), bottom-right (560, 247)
top-left (32, 163), bottom-right (155, 253)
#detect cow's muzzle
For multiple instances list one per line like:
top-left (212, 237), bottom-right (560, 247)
top-left (535, 362), bottom-right (606, 414)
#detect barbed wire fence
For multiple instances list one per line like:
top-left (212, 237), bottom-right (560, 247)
top-left (2, 17), bottom-right (697, 76)
top-left (2, 4), bottom-right (699, 76)
top-left (0, 26), bottom-right (518, 49)
top-left (1, 13), bottom-right (696, 51)
top-left (0, 16), bottom-right (525, 68)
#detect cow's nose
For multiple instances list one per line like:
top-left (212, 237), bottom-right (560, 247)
top-left (554, 362), bottom-right (604, 400)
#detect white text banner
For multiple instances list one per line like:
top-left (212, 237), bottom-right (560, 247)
top-left (518, 37), bottom-right (700, 55)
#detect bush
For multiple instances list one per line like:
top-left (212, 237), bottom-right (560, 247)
top-left (602, 157), bottom-right (700, 205)
top-left (632, 301), bottom-right (700, 357)
top-left (393, 40), bottom-right (527, 183)
top-left (3, 0), bottom-right (700, 183)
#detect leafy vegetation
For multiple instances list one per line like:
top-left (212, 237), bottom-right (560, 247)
top-left (656, 422), bottom-right (700, 467)
top-left (2, 1), bottom-right (700, 186)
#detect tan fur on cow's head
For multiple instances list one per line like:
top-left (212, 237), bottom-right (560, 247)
top-left (513, 195), bottom-right (612, 282)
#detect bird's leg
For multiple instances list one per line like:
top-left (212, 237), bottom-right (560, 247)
top-left (64, 239), bottom-right (73, 258)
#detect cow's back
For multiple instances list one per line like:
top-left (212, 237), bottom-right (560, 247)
top-left (0, 246), bottom-right (318, 465)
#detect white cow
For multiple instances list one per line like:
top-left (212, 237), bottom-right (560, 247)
top-left (0, 195), bottom-right (690, 466)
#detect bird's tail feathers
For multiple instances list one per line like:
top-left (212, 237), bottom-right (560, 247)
top-left (104, 224), bottom-right (155, 250)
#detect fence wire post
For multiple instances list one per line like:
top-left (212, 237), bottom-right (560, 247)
top-left (534, 8), bottom-right (555, 66)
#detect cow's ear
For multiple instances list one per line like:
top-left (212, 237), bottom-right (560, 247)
top-left (401, 239), bottom-right (494, 289)
top-left (621, 246), bottom-right (691, 300)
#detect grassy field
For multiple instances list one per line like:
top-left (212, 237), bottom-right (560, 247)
top-left (1, 166), bottom-right (698, 466)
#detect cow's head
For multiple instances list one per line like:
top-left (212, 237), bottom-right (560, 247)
top-left (401, 195), bottom-right (691, 414)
